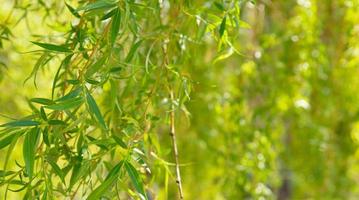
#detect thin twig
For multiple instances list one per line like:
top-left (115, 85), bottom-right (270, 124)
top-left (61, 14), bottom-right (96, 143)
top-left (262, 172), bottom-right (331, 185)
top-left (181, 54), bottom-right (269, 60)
top-left (169, 88), bottom-right (184, 199)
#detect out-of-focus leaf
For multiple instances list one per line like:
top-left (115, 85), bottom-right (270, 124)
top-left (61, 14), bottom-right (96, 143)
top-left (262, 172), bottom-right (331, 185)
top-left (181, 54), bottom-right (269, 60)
top-left (85, 57), bottom-right (107, 78)
top-left (219, 16), bottom-right (226, 38)
top-left (87, 161), bottom-right (124, 200)
top-left (23, 128), bottom-right (40, 179)
top-left (125, 40), bottom-right (142, 62)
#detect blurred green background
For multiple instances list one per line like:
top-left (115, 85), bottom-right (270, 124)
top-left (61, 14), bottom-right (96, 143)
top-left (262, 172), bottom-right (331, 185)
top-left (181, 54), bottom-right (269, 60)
top-left (1, 0), bottom-right (359, 199)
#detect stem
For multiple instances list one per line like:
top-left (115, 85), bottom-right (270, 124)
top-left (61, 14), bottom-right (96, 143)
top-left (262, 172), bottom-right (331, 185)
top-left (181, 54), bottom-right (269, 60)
top-left (169, 89), bottom-right (184, 199)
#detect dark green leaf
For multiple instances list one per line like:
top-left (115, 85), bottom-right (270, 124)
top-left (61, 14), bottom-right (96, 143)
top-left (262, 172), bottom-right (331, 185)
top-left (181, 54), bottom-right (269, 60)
top-left (23, 128), bottom-right (40, 179)
top-left (30, 98), bottom-right (54, 105)
top-left (219, 16), bottom-right (226, 38)
top-left (46, 159), bottom-right (65, 184)
top-left (0, 120), bottom-right (41, 127)
top-left (0, 133), bottom-right (15, 150)
top-left (65, 2), bottom-right (81, 18)
top-left (45, 97), bottom-right (83, 110)
top-left (110, 8), bottom-right (121, 46)
top-left (48, 120), bottom-right (66, 126)
top-left (31, 41), bottom-right (71, 53)
top-left (112, 134), bottom-right (127, 149)
top-left (124, 162), bottom-right (147, 199)
top-left (87, 161), bottom-right (124, 200)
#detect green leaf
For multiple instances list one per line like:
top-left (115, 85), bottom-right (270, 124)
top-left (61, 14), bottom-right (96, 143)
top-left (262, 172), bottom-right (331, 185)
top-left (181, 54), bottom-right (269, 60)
top-left (23, 128), bottom-right (40, 179)
top-left (124, 162), bottom-right (147, 199)
top-left (46, 159), bottom-right (65, 184)
top-left (52, 54), bottom-right (73, 99)
top-left (85, 57), bottom-right (107, 78)
top-left (65, 2), bottom-right (81, 18)
top-left (31, 41), bottom-right (71, 53)
top-left (219, 16), bottom-right (226, 38)
top-left (110, 7), bottom-right (121, 46)
top-left (56, 87), bottom-right (82, 102)
top-left (112, 134), bottom-right (127, 149)
top-left (0, 133), bottom-right (15, 150)
top-left (125, 40), bottom-right (142, 63)
top-left (48, 120), bottom-right (66, 126)
top-left (30, 98), bottom-right (54, 105)
top-left (0, 120), bottom-right (41, 127)
top-left (45, 97), bottom-right (84, 110)
top-left (77, 0), bottom-right (117, 12)
top-left (85, 88), bottom-right (107, 130)
top-left (87, 161), bottom-right (124, 200)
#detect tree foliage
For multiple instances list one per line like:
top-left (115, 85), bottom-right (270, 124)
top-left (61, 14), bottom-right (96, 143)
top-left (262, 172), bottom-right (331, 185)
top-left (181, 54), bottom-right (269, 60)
top-left (0, 0), bottom-right (359, 199)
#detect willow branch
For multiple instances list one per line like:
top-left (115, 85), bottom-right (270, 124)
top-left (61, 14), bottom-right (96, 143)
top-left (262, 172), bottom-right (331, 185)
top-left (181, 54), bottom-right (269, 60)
top-left (169, 89), bottom-right (184, 199)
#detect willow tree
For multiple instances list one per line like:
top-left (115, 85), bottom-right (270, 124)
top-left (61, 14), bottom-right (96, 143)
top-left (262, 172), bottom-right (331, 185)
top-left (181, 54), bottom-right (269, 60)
top-left (0, 0), bottom-right (247, 199)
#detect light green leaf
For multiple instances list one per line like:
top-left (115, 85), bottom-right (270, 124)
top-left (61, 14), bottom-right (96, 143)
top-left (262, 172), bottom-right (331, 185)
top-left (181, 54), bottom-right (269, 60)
top-left (77, 0), bottom-right (117, 12)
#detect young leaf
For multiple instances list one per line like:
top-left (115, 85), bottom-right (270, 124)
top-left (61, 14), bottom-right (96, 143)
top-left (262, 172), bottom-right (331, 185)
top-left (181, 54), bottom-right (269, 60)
top-left (23, 128), bottom-right (40, 179)
top-left (31, 41), bottom-right (71, 53)
top-left (110, 7), bottom-right (121, 46)
top-left (87, 161), bottom-right (124, 200)
top-left (0, 120), bottom-right (41, 127)
top-left (125, 162), bottom-right (147, 199)
top-left (85, 88), bottom-right (107, 130)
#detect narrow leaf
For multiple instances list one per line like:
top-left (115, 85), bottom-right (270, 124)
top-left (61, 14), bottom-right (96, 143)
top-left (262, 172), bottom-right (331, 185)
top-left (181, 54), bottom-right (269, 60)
top-left (125, 40), bottom-right (142, 62)
top-left (45, 97), bottom-right (83, 110)
top-left (23, 128), bottom-right (40, 179)
top-left (31, 41), bottom-right (71, 53)
top-left (219, 16), bottom-right (226, 38)
top-left (85, 88), bottom-right (107, 130)
top-left (87, 161), bottom-right (124, 200)
top-left (110, 7), bottom-right (121, 46)
top-left (125, 162), bottom-right (147, 199)
top-left (30, 98), bottom-right (54, 105)
top-left (77, 0), bottom-right (117, 12)
top-left (0, 120), bottom-right (41, 127)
